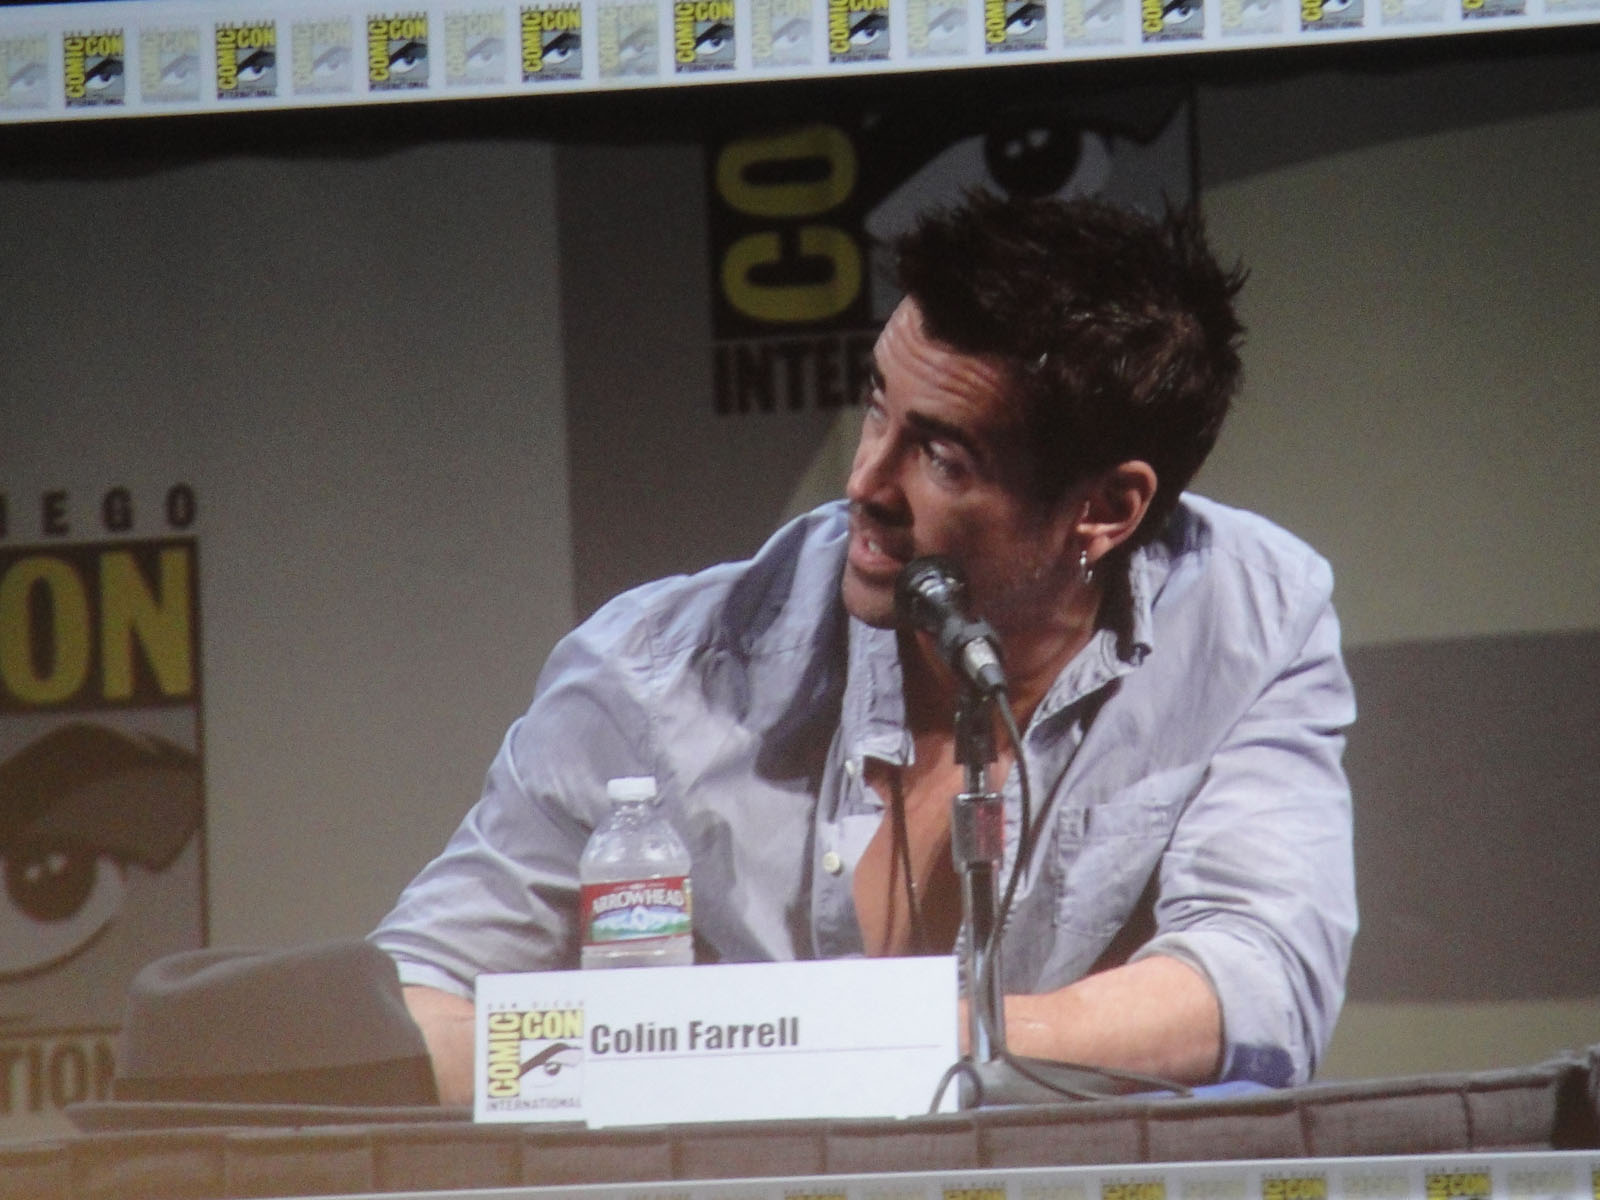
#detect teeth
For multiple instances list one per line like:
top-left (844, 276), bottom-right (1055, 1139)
top-left (867, 538), bottom-right (882, 555)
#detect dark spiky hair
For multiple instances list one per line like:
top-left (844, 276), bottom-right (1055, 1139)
top-left (895, 190), bottom-right (1247, 545)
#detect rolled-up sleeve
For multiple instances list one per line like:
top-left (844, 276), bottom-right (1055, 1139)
top-left (370, 599), bottom-right (661, 995)
top-left (1134, 558), bottom-right (1357, 1087)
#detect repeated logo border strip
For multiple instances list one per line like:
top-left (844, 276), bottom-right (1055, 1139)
top-left (355, 1151), bottom-right (1594, 1200)
top-left (2, 0), bottom-right (1598, 124)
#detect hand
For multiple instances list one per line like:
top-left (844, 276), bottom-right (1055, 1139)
top-left (402, 984), bottom-right (477, 1106)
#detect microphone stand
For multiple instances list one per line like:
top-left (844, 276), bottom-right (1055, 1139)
top-left (951, 684), bottom-right (1132, 1108)
top-left (952, 686), bottom-right (1005, 1073)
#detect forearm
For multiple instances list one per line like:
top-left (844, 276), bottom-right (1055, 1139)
top-left (402, 984), bottom-right (477, 1106)
top-left (1001, 954), bottom-right (1223, 1086)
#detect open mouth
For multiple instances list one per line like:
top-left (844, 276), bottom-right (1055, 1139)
top-left (848, 516), bottom-right (912, 581)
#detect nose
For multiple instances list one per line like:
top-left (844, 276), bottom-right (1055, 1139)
top-left (845, 417), bottom-right (903, 515)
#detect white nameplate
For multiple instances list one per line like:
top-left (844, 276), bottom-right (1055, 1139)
top-left (474, 957), bottom-right (959, 1127)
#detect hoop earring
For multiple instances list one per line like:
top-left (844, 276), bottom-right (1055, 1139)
top-left (1079, 549), bottom-right (1095, 587)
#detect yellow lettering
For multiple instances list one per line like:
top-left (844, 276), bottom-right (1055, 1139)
top-left (0, 557), bottom-right (91, 704)
top-left (723, 227), bottom-right (862, 322)
top-left (98, 547), bottom-right (193, 701)
top-left (827, 0), bottom-right (850, 52)
top-left (521, 8), bottom-right (543, 71)
top-left (717, 125), bottom-right (856, 218)
top-left (367, 20), bottom-right (390, 80)
top-left (520, 1008), bottom-right (583, 1039)
top-left (984, 0), bottom-right (1006, 41)
top-left (63, 36), bottom-right (86, 98)
top-left (673, 7), bottom-right (696, 62)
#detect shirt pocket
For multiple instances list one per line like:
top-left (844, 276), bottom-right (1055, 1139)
top-left (1049, 762), bottom-right (1207, 940)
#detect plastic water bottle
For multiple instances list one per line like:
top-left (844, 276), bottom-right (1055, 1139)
top-left (579, 776), bottom-right (694, 969)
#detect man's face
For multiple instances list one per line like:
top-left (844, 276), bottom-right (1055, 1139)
top-left (842, 298), bottom-right (1080, 636)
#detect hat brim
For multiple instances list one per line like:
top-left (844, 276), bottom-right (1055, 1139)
top-left (67, 1100), bottom-right (474, 1133)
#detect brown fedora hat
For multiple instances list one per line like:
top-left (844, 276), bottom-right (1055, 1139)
top-left (69, 938), bottom-right (456, 1131)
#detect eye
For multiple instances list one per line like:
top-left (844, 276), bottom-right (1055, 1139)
top-left (695, 21), bottom-right (732, 53)
top-left (618, 29), bottom-right (651, 61)
top-left (773, 17), bottom-right (809, 47)
top-left (1006, 2), bottom-right (1044, 30)
top-left (389, 39), bottom-right (426, 71)
top-left (237, 48), bottom-right (274, 81)
top-left (543, 33), bottom-right (577, 63)
top-left (928, 7), bottom-right (963, 33)
top-left (312, 45), bottom-right (348, 75)
top-left (11, 62), bottom-right (46, 90)
top-left (848, 12), bottom-right (886, 44)
top-left (86, 58), bottom-right (123, 88)
top-left (466, 36), bottom-right (502, 65)
top-left (0, 847), bottom-right (127, 980)
top-left (161, 53), bottom-right (197, 83)
top-left (922, 439), bottom-right (971, 484)
top-left (0, 723), bottom-right (203, 982)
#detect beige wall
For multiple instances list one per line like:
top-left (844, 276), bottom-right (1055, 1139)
top-left (1198, 96), bottom-right (1600, 1079)
top-left (1199, 103), bottom-right (1600, 650)
top-left (1, 140), bottom-right (572, 1137)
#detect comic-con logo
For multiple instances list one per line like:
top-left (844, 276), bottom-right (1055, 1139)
top-left (596, 1), bottom-right (656, 76)
top-left (484, 1007), bottom-right (584, 1099)
top-left (1, 36), bottom-right (50, 111)
top-left (1219, 0), bottom-right (1280, 37)
top-left (63, 31), bottom-right (124, 107)
top-left (826, 0), bottom-right (890, 61)
top-left (673, 0), bottom-right (735, 72)
top-left (1140, 0), bottom-right (1202, 38)
top-left (750, 0), bottom-right (812, 66)
top-left (215, 22), bottom-right (277, 99)
top-left (1103, 1182), bottom-right (1167, 1200)
top-left (1460, 0), bottom-right (1524, 16)
top-left (1263, 1176), bottom-right (1328, 1200)
top-left (520, 6), bottom-right (581, 82)
top-left (906, 0), bottom-right (966, 56)
top-left (446, 11), bottom-right (506, 85)
top-left (983, 0), bottom-right (1046, 50)
top-left (367, 14), bottom-right (429, 90)
top-left (1424, 1172), bottom-right (1491, 1200)
top-left (1300, 0), bottom-right (1362, 31)
top-left (140, 28), bottom-right (201, 103)
top-left (293, 19), bottom-right (355, 94)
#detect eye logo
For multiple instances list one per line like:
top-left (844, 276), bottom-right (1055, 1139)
top-left (485, 1007), bottom-right (586, 1099)
top-left (521, 1040), bottom-right (583, 1078)
top-left (367, 14), bottom-right (429, 89)
top-left (0, 723), bottom-right (201, 982)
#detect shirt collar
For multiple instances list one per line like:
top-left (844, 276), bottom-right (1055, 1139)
top-left (842, 616), bottom-right (911, 767)
top-left (840, 534), bottom-right (1169, 753)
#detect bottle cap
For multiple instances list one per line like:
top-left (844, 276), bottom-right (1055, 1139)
top-left (606, 775), bottom-right (658, 803)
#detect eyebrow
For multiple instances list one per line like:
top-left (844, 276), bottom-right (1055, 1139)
top-left (864, 361), bottom-right (988, 463)
top-left (904, 410), bottom-right (985, 463)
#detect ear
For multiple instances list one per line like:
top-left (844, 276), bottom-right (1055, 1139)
top-left (1073, 461), bottom-right (1158, 565)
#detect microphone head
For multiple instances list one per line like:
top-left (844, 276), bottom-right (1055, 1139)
top-left (894, 555), bottom-right (969, 633)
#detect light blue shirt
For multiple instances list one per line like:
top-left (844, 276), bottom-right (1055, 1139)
top-left (372, 496), bottom-right (1356, 1087)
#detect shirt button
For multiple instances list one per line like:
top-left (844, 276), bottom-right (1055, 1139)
top-left (822, 851), bottom-right (844, 875)
top-left (844, 759), bottom-right (860, 778)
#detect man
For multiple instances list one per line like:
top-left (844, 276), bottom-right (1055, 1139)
top-left (372, 192), bottom-right (1357, 1107)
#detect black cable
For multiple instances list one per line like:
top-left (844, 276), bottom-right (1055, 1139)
top-left (954, 701), bottom-right (1192, 1106)
top-left (889, 773), bottom-right (928, 955)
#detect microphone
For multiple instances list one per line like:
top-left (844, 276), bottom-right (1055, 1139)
top-left (894, 556), bottom-right (1008, 696)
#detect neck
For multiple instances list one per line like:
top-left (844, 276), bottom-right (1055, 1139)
top-left (899, 578), bottom-right (1102, 736)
